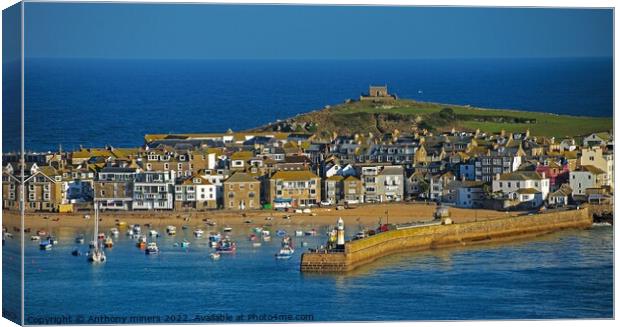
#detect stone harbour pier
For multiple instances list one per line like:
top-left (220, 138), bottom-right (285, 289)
top-left (300, 208), bottom-right (592, 273)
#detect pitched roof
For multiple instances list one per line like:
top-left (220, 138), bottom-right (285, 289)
top-left (271, 170), bottom-right (319, 181)
top-left (579, 165), bottom-right (606, 175)
top-left (326, 175), bottom-right (344, 182)
top-left (498, 171), bottom-right (544, 181)
top-left (225, 172), bottom-right (259, 183)
top-left (516, 188), bottom-right (540, 195)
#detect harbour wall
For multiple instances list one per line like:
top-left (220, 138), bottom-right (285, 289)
top-left (300, 208), bottom-right (592, 273)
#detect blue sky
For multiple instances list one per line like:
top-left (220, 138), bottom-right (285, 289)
top-left (23, 3), bottom-right (612, 60)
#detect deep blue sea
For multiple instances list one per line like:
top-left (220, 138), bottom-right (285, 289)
top-left (1, 57), bottom-right (613, 152)
top-left (1, 225), bottom-right (613, 322)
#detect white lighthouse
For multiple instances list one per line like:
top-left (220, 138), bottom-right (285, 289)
top-left (336, 217), bottom-right (345, 249)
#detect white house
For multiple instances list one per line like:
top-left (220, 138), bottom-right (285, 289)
top-left (492, 171), bottom-right (550, 205)
top-left (569, 165), bottom-right (606, 196)
top-left (133, 171), bottom-right (176, 210)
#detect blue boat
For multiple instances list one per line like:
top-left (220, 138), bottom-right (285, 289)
top-left (39, 240), bottom-right (52, 251)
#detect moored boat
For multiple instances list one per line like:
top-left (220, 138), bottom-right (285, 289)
top-left (210, 252), bottom-right (221, 260)
top-left (37, 230), bottom-right (48, 237)
top-left (39, 240), bottom-right (53, 251)
top-left (208, 232), bottom-right (221, 242)
top-left (275, 246), bottom-right (294, 260)
top-left (215, 238), bottom-right (237, 253)
top-left (31, 235), bottom-right (41, 241)
top-left (126, 229), bottom-right (134, 236)
top-left (305, 229), bottom-right (317, 236)
top-left (194, 229), bottom-right (204, 238)
top-left (133, 224), bottom-right (141, 234)
top-left (181, 240), bottom-right (191, 248)
top-left (295, 230), bottom-right (304, 237)
top-left (88, 201), bottom-right (106, 263)
top-left (149, 229), bottom-right (159, 237)
top-left (223, 226), bottom-right (233, 233)
top-left (145, 242), bottom-right (159, 255)
top-left (252, 242), bottom-right (262, 247)
top-left (104, 237), bottom-right (114, 248)
top-left (276, 229), bottom-right (287, 237)
top-left (166, 225), bottom-right (177, 235)
top-left (110, 228), bottom-right (119, 237)
top-left (263, 235), bottom-right (271, 242)
top-left (248, 234), bottom-right (257, 241)
top-left (97, 232), bottom-right (106, 240)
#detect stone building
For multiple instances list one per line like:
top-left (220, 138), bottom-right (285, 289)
top-left (360, 85), bottom-right (396, 102)
top-left (223, 172), bottom-right (261, 210)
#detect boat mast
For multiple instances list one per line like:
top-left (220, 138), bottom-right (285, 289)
top-left (94, 198), bottom-right (99, 250)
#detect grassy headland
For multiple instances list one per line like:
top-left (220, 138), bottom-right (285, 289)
top-left (252, 99), bottom-right (612, 139)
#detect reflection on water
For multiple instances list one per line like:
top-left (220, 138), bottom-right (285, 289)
top-left (4, 225), bottom-right (613, 322)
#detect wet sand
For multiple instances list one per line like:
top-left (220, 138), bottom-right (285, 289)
top-left (2, 203), bottom-right (522, 234)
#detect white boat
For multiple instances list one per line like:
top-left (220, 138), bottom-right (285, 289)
top-left (145, 242), bottom-right (159, 255)
top-left (295, 230), bottom-right (303, 237)
top-left (39, 240), bottom-right (53, 251)
top-left (166, 226), bottom-right (177, 235)
top-left (31, 235), bottom-right (41, 241)
top-left (253, 227), bottom-right (263, 233)
top-left (149, 230), bottom-right (159, 237)
top-left (261, 230), bottom-right (270, 236)
top-left (275, 246), bottom-right (294, 260)
top-left (263, 235), bottom-right (271, 242)
top-left (223, 226), bottom-right (233, 233)
top-left (133, 225), bottom-right (141, 234)
top-left (126, 229), bottom-right (134, 236)
top-left (104, 237), bottom-right (114, 248)
top-left (194, 229), bottom-right (204, 238)
top-left (110, 228), bottom-right (119, 237)
top-left (209, 241), bottom-right (218, 248)
top-left (88, 201), bottom-right (106, 263)
top-left (252, 242), bottom-right (262, 247)
top-left (181, 240), bottom-right (190, 248)
top-left (210, 252), bottom-right (220, 260)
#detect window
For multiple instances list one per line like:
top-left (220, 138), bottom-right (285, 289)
top-left (164, 163), bottom-right (169, 170)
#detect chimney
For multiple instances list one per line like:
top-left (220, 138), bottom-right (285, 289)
top-left (495, 173), bottom-right (501, 181)
top-left (541, 172), bottom-right (546, 179)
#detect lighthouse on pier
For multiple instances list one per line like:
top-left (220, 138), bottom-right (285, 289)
top-left (336, 217), bottom-right (345, 249)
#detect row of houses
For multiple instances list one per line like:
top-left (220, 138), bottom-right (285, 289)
top-left (2, 128), bottom-right (613, 212)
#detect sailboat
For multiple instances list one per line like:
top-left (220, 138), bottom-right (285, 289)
top-left (88, 200), bottom-right (106, 263)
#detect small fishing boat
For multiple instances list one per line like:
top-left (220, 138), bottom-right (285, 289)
top-left (110, 228), bottom-right (119, 237)
top-left (208, 232), bottom-right (221, 242)
top-left (263, 235), bottom-right (271, 242)
top-left (126, 229), bottom-right (134, 236)
top-left (275, 246), bottom-right (294, 260)
top-left (4, 232), bottom-right (13, 238)
top-left (209, 241), bottom-right (218, 248)
top-left (71, 248), bottom-right (82, 256)
top-left (145, 242), bottom-right (159, 255)
top-left (215, 238), bottom-right (237, 253)
top-left (104, 237), bottom-right (114, 248)
top-left (248, 234), bottom-right (257, 241)
top-left (223, 226), bottom-right (233, 233)
top-left (89, 240), bottom-right (96, 249)
top-left (305, 229), bottom-right (317, 236)
top-left (281, 236), bottom-right (293, 248)
top-left (166, 225), bottom-right (177, 235)
top-left (181, 240), bottom-right (190, 248)
top-left (210, 252), bottom-right (220, 260)
top-left (149, 230), bottom-right (159, 237)
top-left (194, 229), bottom-right (204, 238)
top-left (301, 241), bottom-right (308, 247)
top-left (136, 235), bottom-right (147, 249)
top-left (261, 230), bottom-right (270, 236)
top-left (276, 229), bottom-right (287, 237)
top-left (37, 230), bottom-right (47, 237)
top-left (182, 225), bottom-right (189, 230)
top-left (88, 248), bottom-right (106, 263)
top-left (133, 224), bottom-right (141, 234)
top-left (295, 230), bottom-right (303, 237)
top-left (39, 240), bottom-right (53, 251)
top-left (117, 221), bottom-right (127, 229)
top-left (97, 232), bottom-right (106, 240)
top-left (31, 235), bottom-right (41, 241)
top-left (355, 231), bottom-right (366, 240)
top-left (252, 242), bottom-right (262, 247)
top-left (47, 236), bottom-right (58, 245)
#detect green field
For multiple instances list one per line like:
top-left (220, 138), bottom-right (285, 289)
top-left (278, 100), bottom-right (613, 137)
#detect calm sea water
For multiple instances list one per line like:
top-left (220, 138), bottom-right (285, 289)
top-left (1, 57), bottom-right (613, 152)
top-left (2, 225), bottom-right (613, 322)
